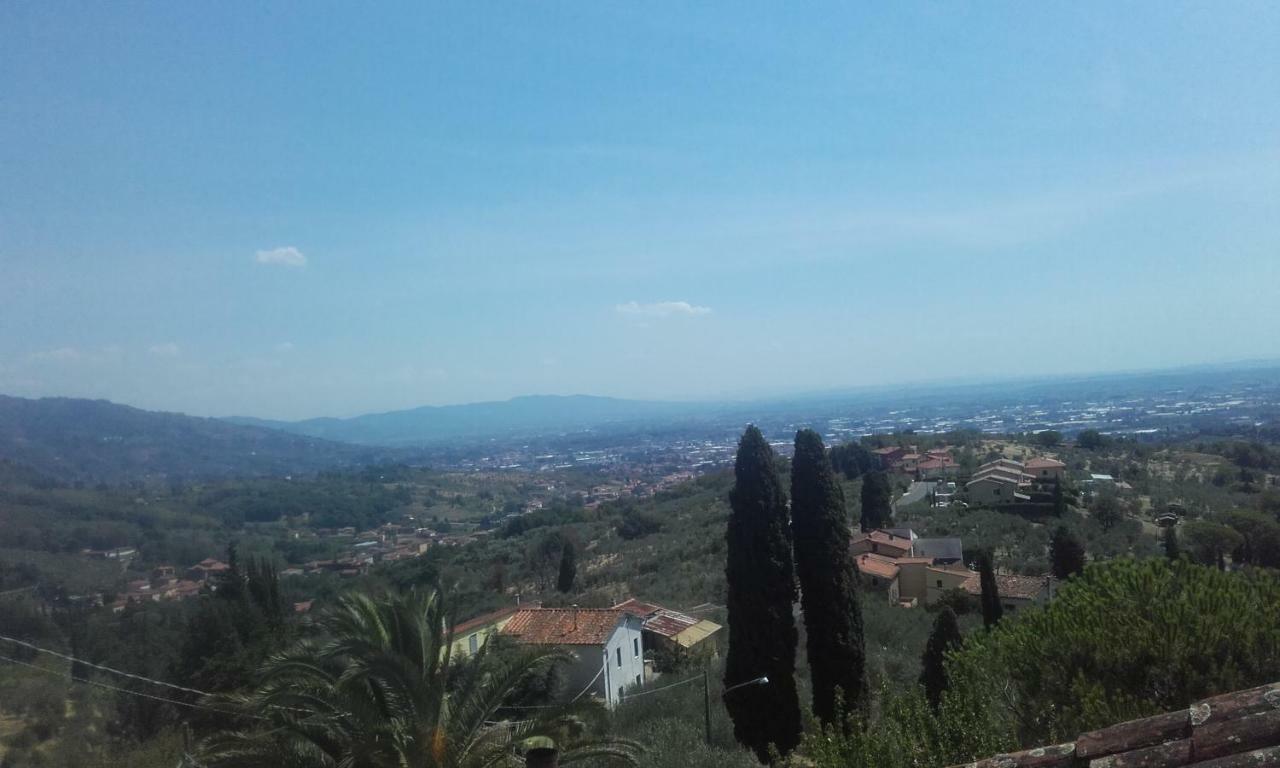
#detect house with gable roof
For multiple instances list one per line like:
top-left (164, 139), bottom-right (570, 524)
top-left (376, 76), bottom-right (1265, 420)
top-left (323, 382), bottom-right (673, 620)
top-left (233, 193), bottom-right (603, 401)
top-left (499, 607), bottom-right (644, 708)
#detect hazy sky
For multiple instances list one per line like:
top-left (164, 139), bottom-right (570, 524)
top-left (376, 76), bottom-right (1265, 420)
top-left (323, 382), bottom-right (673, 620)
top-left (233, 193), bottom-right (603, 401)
top-left (3, 3), bottom-right (1279, 419)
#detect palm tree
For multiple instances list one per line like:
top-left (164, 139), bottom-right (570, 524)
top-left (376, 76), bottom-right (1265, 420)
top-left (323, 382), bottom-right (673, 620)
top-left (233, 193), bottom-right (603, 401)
top-left (191, 589), bottom-right (641, 768)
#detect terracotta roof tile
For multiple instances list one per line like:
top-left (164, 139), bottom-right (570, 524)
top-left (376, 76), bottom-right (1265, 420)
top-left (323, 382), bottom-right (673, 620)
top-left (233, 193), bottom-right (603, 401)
top-left (960, 573), bottom-right (1049, 600)
top-left (1025, 457), bottom-right (1066, 469)
top-left (856, 553), bottom-right (901, 581)
top-left (852, 529), bottom-right (914, 548)
top-left (951, 681), bottom-right (1280, 768)
top-left (499, 608), bottom-right (624, 646)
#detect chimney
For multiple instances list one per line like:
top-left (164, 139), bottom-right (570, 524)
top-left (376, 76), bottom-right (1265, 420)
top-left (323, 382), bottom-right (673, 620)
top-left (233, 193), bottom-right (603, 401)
top-left (571, 604), bottom-right (578, 631)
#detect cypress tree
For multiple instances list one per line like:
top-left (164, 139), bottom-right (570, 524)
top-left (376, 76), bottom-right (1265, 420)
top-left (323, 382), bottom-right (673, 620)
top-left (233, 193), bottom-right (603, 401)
top-left (977, 549), bottom-right (1003, 629)
top-left (725, 425), bottom-right (801, 762)
top-left (216, 543), bottom-right (247, 605)
top-left (1052, 478), bottom-right (1067, 517)
top-left (1049, 526), bottom-right (1086, 580)
top-left (790, 429), bottom-right (866, 725)
top-left (859, 471), bottom-right (894, 532)
top-left (69, 634), bottom-right (91, 682)
top-left (556, 540), bottom-right (577, 593)
top-left (1164, 525), bottom-right (1181, 561)
top-left (919, 607), bottom-right (963, 710)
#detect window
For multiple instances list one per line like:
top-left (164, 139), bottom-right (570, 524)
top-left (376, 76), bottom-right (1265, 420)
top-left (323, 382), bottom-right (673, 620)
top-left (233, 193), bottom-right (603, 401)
top-left (633, 638), bottom-right (640, 657)
top-left (635, 674), bottom-right (641, 686)
top-left (616, 647), bottom-right (622, 667)
top-left (468, 634), bottom-right (478, 654)
top-left (936, 579), bottom-right (943, 588)
top-left (618, 687), bottom-right (624, 702)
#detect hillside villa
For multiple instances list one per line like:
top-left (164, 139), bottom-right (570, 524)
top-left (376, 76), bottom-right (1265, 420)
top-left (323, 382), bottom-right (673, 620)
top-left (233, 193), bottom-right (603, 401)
top-left (874, 446), bottom-right (959, 479)
top-left (499, 607), bottom-right (645, 708)
top-left (850, 528), bottom-right (970, 607)
top-left (964, 456), bottom-right (1065, 508)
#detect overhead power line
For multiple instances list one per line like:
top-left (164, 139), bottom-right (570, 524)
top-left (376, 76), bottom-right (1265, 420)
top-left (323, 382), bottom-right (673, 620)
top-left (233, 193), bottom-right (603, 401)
top-left (619, 673), bottom-right (703, 703)
top-left (0, 632), bottom-right (213, 698)
top-left (0, 653), bottom-right (264, 721)
top-left (0, 633), bottom-right (312, 717)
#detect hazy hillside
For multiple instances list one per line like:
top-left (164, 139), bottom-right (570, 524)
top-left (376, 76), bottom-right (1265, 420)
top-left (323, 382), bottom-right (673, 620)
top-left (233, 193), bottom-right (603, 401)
top-left (0, 395), bottom-right (389, 483)
top-left (227, 394), bottom-right (713, 445)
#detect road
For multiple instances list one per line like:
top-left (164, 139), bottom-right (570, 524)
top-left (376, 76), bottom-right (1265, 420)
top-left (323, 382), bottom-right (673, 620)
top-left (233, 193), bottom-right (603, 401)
top-left (899, 480), bottom-right (935, 507)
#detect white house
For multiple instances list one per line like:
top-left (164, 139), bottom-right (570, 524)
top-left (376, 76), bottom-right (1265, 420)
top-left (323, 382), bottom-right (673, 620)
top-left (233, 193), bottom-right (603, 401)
top-left (499, 607), bottom-right (645, 708)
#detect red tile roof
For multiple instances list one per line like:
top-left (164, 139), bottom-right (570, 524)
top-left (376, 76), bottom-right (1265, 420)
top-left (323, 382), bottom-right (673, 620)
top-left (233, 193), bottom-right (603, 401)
top-left (1025, 457), bottom-right (1066, 469)
top-left (960, 573), bottom-right (1049, 600)
top-left (856, 553), bottom-right (901, 581)
top-left (947, 681), bottom-right (1280, 768)
top-left (500, 608), bottom-right (625, 646)
top-left (853, 529), bottom-right (913, 547)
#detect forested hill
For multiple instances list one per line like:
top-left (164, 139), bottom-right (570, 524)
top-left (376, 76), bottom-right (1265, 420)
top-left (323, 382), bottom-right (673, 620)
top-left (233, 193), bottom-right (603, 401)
top-left (0, 395), bottom-right (388, 483)
top-left (227, 394), bottom-right (711, 445)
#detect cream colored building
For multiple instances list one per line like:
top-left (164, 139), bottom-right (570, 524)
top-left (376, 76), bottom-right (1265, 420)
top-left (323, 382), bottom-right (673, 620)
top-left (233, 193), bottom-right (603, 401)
top-left (450, 605), bottom-right (521, 659)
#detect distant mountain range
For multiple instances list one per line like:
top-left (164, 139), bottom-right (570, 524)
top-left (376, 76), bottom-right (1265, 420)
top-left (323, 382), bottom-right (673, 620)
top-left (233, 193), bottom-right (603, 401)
top-left (0, 395), bottom-right (389, 483)
top-left (4, 361), bottom-right (1277, 482)
top-left (226, 394), bottom-right (713, 446)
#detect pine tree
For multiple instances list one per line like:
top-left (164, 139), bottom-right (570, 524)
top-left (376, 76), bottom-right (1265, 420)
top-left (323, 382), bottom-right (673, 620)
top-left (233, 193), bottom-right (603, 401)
top-left (725, 425), bottom-right (801, 762)
top-left (556, 540), bottom-right (576, 593)
top-left (1164, 525), bottom-right (1181, 561)
top-left (859, 471), bottom-right (893, 532)
top-left (790, 429), bottom-right (866, 725)
top-left (978, 549), bottom-right (1003, 629)
top-left (1049, 526), bottom-right (1086, 580)
top-left (919, 607), bottom-right (963, 710)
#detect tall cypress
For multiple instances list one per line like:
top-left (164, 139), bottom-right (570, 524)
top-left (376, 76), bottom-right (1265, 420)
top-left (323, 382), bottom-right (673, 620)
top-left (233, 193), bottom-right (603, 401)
top-left (919, 607), bottom-right (963, 710)
top-left (1164, 525), bottom-right (1181, 561)
top-left (790, 429), bottom-right (866, 726)
top-left (977, 549), bottom-right (1003, 629)
top-left (556, 540), bottom-right (577, 593)
top-left (859, 471), bottom-right (894, 532)
top-left (1049, 526), bottom-right (1086, 580)
top-left (725, 425), bottom-right (801, 762)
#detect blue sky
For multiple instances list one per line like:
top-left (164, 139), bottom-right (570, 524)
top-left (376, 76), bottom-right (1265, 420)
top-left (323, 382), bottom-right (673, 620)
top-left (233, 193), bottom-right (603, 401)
top-left (2, 3), bottom-right (1278, 419)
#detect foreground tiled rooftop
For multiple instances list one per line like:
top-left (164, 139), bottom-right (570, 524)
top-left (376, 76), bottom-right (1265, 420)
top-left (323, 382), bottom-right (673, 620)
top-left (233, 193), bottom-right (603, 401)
top-left (948, 680), bottom-right (1280, 768)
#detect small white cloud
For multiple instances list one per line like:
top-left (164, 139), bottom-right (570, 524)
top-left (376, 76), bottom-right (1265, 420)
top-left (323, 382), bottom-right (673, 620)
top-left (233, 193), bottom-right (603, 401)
top-left (615, 300), bottom-right (712, 318)
top-left (255, 246), bottom-right (307, 267)
top-left (32, 347), bottom-right (81, 362)
top-left (275, 341), bottom-right (296, 353)
top-left (149, 342), bottom-right (181, 357)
